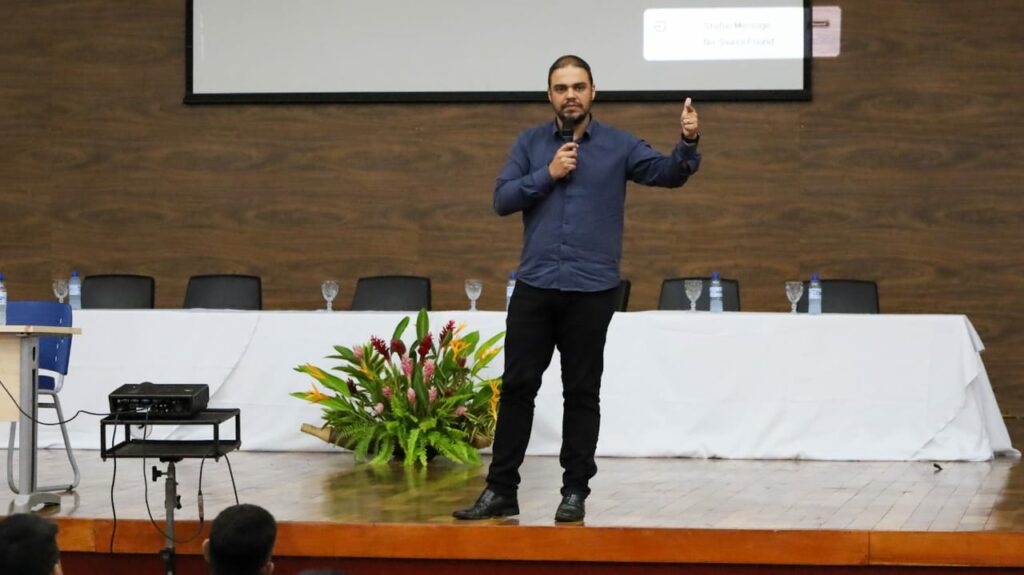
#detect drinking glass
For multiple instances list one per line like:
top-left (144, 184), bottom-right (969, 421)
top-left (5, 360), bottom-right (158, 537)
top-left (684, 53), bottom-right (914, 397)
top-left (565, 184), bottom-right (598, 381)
top-left (320, 280), bottom-right (339, 311)
top-left (683, 279), bottom-right (703, 311)
top-left (464, 279), bottom-right (483, 311)
top-left (52, 278), bottom-right (69, 304)
top-left (785, 281), bottom-right (804, 314)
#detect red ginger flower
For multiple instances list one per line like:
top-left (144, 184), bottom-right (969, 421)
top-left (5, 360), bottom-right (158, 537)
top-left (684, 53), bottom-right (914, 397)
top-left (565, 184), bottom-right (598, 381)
top-left (417, 333), bottom-right (433, 359)
top-left (370, 336), bottom-right (389, 360)
top-left (390, 338), bottom-right (407, 357)
top-left (439, 320), bottom-right (455, 344)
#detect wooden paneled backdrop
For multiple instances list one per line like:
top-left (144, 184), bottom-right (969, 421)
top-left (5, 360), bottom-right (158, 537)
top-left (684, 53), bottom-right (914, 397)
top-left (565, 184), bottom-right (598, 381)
top-left (1, 2), bottom-right (1022, 420)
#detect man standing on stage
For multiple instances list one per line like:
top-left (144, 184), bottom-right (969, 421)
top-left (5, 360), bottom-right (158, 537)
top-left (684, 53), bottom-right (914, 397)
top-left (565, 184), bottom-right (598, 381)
top-left (454, 55), bottom-right (701, 522)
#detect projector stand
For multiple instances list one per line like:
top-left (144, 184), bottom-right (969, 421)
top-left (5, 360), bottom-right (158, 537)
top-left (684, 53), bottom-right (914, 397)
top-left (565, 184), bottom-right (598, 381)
top-left (153, 458), bottom-right (182, 575)
top-left (99, 409), bottom-right (240, 575)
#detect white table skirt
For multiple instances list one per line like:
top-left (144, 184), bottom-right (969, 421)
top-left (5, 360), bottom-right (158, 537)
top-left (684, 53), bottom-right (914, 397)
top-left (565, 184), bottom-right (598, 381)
top-left (35, 310), bottom-right (1016, 461)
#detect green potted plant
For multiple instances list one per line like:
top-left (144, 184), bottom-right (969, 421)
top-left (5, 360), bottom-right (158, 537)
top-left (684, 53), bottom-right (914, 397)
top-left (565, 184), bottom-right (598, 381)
top-left (293, 309), bottom-right (503, 466)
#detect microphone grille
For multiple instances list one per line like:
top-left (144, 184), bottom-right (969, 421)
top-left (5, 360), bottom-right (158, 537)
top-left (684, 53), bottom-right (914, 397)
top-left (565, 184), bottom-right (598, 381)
top-left (560, 117), bottom-right (575, 141)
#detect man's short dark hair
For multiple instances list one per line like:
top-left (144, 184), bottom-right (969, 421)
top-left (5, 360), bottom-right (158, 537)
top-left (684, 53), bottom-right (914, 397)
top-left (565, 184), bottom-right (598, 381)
top-left (0, 514), bottom-right (60, 575)
top-left (548, 55), bottom-right (593, 87)
top-left (208, 504), bottom-right (277, 575)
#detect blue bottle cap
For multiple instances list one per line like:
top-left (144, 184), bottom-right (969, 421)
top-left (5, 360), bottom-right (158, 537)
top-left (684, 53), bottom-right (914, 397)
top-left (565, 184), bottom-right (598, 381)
top-left (811, 273), bottom-right (820, 281)
top-left (510, 271), bottom-right (517, 279)
top-left (0, 272), bottom-right (4, 281)
top-left (711, 272), bottom-right (720, 279)
top-left (71, 270), bottom-right (79, 277)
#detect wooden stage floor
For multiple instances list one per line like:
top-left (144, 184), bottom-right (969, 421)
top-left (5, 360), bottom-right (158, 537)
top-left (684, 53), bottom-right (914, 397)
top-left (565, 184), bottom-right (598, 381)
top-left (4, 449), bottom-right (1024, 571)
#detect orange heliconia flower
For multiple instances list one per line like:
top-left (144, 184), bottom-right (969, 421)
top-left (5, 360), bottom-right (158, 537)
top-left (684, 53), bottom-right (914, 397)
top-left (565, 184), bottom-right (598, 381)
top-left (450, 339), bottom-right (469, 357)
top-left (304, 383), bottom-right (329, 404)
top-left (476, 346), bottom-right (502, 362)
top-left (359, 363), bottom-right (375, 381)
top-left (306, 364), bottom-right (327, 382)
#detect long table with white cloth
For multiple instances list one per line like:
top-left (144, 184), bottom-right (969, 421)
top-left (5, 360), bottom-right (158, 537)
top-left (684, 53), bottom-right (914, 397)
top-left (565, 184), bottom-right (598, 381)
top-left (34, 310), bottom-right (1016, 461)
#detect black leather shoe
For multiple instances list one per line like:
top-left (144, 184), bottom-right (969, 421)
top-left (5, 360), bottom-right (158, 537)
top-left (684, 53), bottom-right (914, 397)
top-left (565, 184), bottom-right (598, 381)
top-left (453, 488), bottom-right (519, 520)
top-left (554, 492), bottom-right (586, 522)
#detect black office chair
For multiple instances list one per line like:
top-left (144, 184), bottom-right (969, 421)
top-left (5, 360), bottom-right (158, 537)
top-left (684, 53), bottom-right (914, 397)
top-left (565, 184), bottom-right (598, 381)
top-left (184, 274), bottom-right (262, 310)
top-left (82, 274), bottom-right (156, 309)
top-left (658, 277), bottom-right (741, 311)
top-left (613, 279), bottom-right (631, 312)
top-left (351, 275), bottom-right (431, 311)
top-left (796, 279), bottom-right (879, 314)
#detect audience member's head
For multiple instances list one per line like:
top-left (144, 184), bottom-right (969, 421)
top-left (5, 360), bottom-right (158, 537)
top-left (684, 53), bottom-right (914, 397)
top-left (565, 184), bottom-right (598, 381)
top-left (0, 513), bottom-right (63, 575)
top-left (203, 504), bottom-right (277, 575)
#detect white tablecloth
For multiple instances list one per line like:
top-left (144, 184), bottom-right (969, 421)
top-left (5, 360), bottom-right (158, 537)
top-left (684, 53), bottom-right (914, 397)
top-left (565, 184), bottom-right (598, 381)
top-left (35, 310), bottom-right (1016, 461)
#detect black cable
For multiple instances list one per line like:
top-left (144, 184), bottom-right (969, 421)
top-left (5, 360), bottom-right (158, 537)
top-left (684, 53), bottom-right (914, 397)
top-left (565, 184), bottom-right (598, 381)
top-left (109, 413), bottom-right (120, 553)
top-left (198, 457), bottom-right (206, 520)
top-left (223, 452), bottom-right (239, 505)
top-left (0, 377), bottom-right (111, 425)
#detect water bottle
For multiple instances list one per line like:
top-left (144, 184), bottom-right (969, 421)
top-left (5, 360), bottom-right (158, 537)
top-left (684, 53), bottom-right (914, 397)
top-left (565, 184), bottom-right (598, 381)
top-left (709, 272), bottom-right (724, 313)
top-left (0, 273), bottom-right (7, 325)
top-left (69, 270), bottom-right (82, 310)
top-left (808, 273), bottom-right (822, 315)
top-left (505, 272), bottom-right (517, 311)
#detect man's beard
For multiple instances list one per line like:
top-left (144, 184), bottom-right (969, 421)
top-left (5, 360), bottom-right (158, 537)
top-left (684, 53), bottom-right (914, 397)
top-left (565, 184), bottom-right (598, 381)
top-left (556, 105), bottom-right (589, 124)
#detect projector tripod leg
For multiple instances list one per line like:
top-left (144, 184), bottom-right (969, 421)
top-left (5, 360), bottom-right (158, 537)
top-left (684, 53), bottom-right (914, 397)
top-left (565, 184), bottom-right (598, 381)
top-left (159, 546), bottom-right (176, 575)
top-left (154, 460), bottom-right (181, 575)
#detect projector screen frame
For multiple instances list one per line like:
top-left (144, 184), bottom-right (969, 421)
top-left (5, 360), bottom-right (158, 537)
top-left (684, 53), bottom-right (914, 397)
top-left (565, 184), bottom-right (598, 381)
top-left (184, 0), bottom-right (812, 105)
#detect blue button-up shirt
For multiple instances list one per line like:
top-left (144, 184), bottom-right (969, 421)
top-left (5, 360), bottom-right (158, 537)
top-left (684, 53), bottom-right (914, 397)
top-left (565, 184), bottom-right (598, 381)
top-left (494, 118), bottom-right (701, 292)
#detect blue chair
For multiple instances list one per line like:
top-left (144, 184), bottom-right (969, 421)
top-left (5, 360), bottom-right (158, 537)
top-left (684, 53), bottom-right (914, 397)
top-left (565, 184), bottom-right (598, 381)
top-left (6, 301), bottom-right (80, 493)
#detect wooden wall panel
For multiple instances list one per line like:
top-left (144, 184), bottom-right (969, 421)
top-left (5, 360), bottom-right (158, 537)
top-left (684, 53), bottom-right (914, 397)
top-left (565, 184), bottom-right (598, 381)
top-left (1, 1), bottom-right (1022, 416)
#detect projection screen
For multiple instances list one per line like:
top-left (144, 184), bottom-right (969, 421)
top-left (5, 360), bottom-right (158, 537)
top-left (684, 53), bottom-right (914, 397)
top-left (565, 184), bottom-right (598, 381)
top-left (186, 0), bottom-right (811, 103)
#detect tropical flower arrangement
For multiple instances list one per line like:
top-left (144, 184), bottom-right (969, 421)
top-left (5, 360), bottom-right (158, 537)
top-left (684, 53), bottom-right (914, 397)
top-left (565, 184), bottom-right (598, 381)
top-left (293, 309), bottom-right (504, 466)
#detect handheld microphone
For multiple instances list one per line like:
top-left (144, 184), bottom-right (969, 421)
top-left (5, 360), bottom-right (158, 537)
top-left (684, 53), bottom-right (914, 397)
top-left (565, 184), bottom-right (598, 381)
top-left (559, 116), bottom-right (575, 143)
top-left (558, 117), bottom-right (576, 182)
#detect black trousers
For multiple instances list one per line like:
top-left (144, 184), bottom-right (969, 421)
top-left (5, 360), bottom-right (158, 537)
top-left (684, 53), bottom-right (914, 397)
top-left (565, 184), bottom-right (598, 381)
top-left (486, 281), bottom-right (618, 497)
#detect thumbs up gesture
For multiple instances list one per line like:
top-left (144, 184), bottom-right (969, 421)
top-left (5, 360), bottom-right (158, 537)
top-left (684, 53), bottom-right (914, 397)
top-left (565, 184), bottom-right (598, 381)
top-left (680, 97), bottom-right (699, 140)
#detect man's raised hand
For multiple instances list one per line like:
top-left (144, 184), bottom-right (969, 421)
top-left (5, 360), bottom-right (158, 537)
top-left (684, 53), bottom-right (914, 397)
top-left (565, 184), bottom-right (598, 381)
top-left (680, 97), bottom-right (699, 140)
